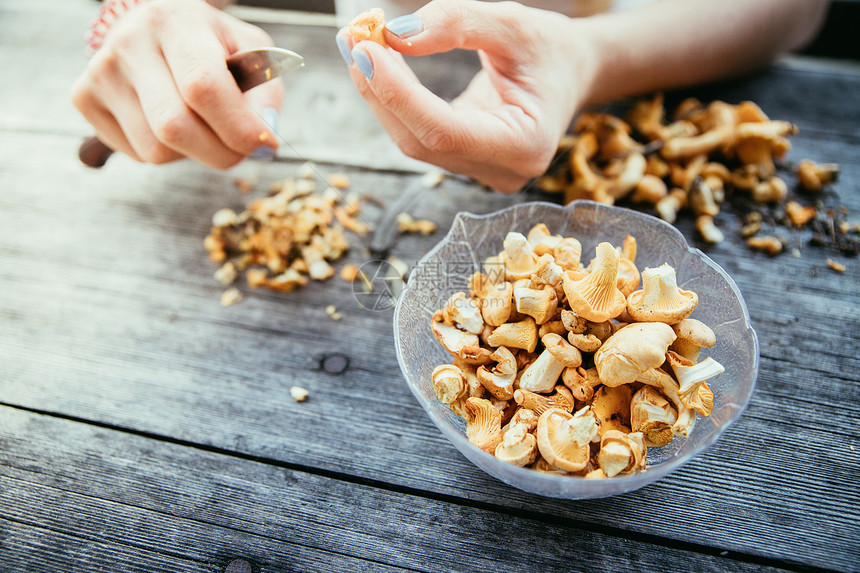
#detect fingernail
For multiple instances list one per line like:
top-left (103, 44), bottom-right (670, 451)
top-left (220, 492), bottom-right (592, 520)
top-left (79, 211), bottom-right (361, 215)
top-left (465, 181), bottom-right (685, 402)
top-left (260, 106), bottom-right (279, 129)
top-left (336, 32), bottom-right (353, 66)
top-left (385, 13), bottom-right (423, 38)
top-left (351, 47), bottom-right (374, 80)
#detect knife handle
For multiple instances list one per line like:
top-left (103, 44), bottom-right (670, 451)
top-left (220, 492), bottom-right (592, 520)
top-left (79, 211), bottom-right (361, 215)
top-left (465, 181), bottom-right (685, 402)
top-left (79, 136), bottom-right (115, 168)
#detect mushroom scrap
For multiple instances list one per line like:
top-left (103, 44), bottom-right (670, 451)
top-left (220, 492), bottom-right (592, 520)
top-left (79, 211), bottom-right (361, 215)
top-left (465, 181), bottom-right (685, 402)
top-left (537, 94), bottom-right (852, 258)
top-left (428, 223), bottom-right (725, 478)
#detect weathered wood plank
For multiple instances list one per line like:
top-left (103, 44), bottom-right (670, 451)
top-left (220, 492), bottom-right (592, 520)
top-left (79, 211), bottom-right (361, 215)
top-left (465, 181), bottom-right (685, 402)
top-left (2, 0), bottom-right (859, 570)
top-left (0, 407), bottom-right (788, 573)
top-left (0, 130), bottom-right (858, 571)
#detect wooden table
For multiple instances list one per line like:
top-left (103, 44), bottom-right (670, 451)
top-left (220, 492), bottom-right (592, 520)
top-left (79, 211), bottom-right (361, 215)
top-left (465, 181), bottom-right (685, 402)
top-left (1, 1), bottom-right (858, 571)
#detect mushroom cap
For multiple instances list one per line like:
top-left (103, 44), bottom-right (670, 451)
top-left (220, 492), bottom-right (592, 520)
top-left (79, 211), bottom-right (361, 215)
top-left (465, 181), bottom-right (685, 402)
top-left (481, 281), bottom-right (513, 327)
top-left (597, 430), bottom-right (639, 477)
top-left (631, 385), bottom-right (678, 443)
top-left (464, 397), bottom-right (503, 454)
top-left (616, 258), bottom-right (641, 298)
top-left (494, 424), bottom-right (538, 467)
top-left (514, 285), bottom-right (558, 325)
top-left (591, 385), bottom-right (633, 436)
top-left (636, 368), bottom-right (697, 437)
top-left (671, 318), bottom-right (716, 348)
top-left (594, 322), bottom-right (676, 386)
top-left (476, 346), bottom-right (517, 400)
top-left (486, 317), bottom-right (538, 353)
top-left (562, 242), bottom-right (627, 323)
top-left (553, 237), bottom-right (583, 271)
top-left (444, 292), bottom-right (485, 334)
top-left (431, 364), bottom-right (467, 405)
top-left (567, 332), bottom-right (602, 353)
top-left (526, 224), bottom-right (563, 255)
top-left (536, 408), bottom-right (591, 472)
top-left (531, 254), bottom-right (564, 287)
top-left (626, 263), bottom-right (698, 325)
top-left (500, 232), bottom-right (539, 280)
top-left (542, 333), bottom-right (583, 368)
top-left (431, 320), bottom-right (492, 365)
top-left (561, 366), bottom-right (600, 402)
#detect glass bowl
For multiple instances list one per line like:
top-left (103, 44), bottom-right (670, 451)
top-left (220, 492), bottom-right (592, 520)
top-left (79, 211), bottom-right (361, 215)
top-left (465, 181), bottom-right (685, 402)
top-left (393, 200), bottom-right (759, 499)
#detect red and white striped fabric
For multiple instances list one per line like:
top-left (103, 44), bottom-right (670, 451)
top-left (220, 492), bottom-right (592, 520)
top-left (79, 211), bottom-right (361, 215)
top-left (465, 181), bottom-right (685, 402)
top-left (84, 0), bottom-right (148, 58)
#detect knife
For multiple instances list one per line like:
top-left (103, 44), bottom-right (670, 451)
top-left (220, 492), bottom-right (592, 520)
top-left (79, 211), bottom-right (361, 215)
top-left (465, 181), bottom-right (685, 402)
top-left (78, 47), bottom-right (304, 168)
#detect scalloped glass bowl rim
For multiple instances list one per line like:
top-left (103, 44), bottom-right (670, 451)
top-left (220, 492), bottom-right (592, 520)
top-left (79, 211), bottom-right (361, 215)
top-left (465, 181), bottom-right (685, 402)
top-left (393, 200), bottom-right (759, 499)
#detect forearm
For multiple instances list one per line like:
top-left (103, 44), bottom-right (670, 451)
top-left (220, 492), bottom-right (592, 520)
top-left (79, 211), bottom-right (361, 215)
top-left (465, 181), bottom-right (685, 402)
top-left (575, 0), bottom-right (829, 105)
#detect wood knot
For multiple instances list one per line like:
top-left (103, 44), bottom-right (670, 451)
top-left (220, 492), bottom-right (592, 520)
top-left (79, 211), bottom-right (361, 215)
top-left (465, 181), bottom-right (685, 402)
top-left (223, 558), bottom-right (253, 573)
top-left (321, 353), bottom-right (350, 375)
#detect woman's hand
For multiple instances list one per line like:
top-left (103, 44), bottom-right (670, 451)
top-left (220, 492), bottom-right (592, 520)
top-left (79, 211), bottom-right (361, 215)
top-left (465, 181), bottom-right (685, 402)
top-left (71, 0), bottom-right (282, 169)
top-left (337, 0), bottom-right (595, 193)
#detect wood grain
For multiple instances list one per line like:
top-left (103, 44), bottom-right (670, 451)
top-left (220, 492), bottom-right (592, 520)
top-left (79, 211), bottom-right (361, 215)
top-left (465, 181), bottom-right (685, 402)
top-left (0, 0), bottom-right (858, 571)
top-left (0, 407), bottom-right (788, 573)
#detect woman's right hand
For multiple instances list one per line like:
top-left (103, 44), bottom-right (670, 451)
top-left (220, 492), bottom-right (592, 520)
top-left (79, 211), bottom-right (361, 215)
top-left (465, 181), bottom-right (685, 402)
top-left (70, 0), bottom-right (283, 169)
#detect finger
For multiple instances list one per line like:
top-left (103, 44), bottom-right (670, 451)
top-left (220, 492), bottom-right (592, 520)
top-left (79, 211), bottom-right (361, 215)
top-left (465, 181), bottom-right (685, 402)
top-left (346, 61), bottom-right (426, 160)
top-left (105, 79), bottom-right (185, 165)
top-left (352, 40), bottom-right (530, 160)
top-left (346, 58), bottom-right (528, 193)
top-left (70, 76), bottom-right (141, 162)
top-left (383, 0), bottom-right (531, 59)
top-left (121, 46), bottom-right (245, 169)
top-left (158, 20), bottom-right (277, 158)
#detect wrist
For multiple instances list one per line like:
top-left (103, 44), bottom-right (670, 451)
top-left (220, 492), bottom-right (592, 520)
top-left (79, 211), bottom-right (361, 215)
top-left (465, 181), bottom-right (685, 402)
top-left (554, 16), bottom-right (601, 120)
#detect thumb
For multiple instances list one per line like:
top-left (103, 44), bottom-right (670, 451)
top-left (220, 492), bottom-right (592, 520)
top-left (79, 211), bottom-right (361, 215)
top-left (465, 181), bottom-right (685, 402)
top-left (224, 16), bottom-right (286, 152)
top-left (383, 0), bottom-right (529, 59)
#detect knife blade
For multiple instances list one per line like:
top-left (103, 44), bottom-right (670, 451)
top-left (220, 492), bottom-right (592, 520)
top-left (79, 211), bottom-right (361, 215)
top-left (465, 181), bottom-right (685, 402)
top-left (78, 47), bottom-right (304, 168)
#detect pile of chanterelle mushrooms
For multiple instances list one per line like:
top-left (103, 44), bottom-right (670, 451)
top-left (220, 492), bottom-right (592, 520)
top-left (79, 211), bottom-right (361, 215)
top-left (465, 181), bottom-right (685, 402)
top-left (430, 224), bottom-right (725, 479)
top-left (537, 93), bottom-right (841, 253)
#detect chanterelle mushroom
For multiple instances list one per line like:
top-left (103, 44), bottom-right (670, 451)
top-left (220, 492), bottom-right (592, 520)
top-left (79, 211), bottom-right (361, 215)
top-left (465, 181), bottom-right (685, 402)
top-left (636, 368), bottom-right (696, 437)
top-left (526, 224), bottom-right (563, 256)
top-left (631, 386), bottom-right (678, 447)
top-left (500, 232), bottom-right (539, 281)
top-left (626, 264), bottom-right (698, 325)
top-left (431, 364), bottom-right (467, 405)
top-left (431, 320), bottom-right (493, 365)
top-left (542, 333), bottom-right (583, 368)
top-left (591, 384), bottom-right (633, 435)
top-left (666, 351), bottom-right (724, 416)
top-left (444, 292), bottom-right (484, 334)
top-left (464, 397), bottom-right (503, 454)
top-left (594, 322), bottom-right (676, 386)
top-left (562, 242), bottom-right (627, 323)
top-left (481, 281), bottom-right (513, 327)
top-left (536, 408), bottom-right (595, 472)
top-left (495, 423), bottom-right (538, 467)
top-left (561, 366), bottom-right (600, 402)
top-left (477, 346), bottom-right (517, 400)
top-left (514, 285), bottom-right (558, 325)
top-left (598, 430), bottom-right (646, 477)
top-left (670, 318), bottom-right (716, 362)
top-left (518, 347), bottom-right (566, 393)
top-left (486, 317), bottom-right (538, 353)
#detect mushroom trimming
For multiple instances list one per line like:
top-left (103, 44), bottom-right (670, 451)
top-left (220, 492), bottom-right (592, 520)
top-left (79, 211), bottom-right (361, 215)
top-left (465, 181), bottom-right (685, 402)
top-left (427, 223), bottom-right (725, 478)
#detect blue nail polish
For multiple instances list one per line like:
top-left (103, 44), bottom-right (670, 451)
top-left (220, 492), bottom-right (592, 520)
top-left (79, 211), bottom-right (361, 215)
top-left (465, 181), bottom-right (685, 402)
top-left (352, 47), bottom-right (374, 80)
top-left (261, 106), bottom-right (279, 129)
top-left (252, 145), bottom-right (276, 160)
top-left (385, 13), bottom-right (423, 38)
top-left (336, 33), bottom-right (353, 66)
